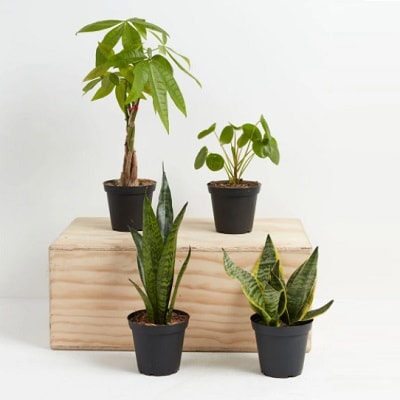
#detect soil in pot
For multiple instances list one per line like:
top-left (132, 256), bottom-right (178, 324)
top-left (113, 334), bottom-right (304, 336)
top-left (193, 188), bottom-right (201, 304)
top-left (207, 180), bottom-right (261, 234)
top-left (103, 179), bottom-right (156, 232)
top-left (127, 310), bottom-right (189, 376)
top-left (251, 314), bottom-right (313, 378)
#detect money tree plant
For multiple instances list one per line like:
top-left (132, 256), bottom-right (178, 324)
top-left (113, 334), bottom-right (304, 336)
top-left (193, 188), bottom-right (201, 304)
top-left (223, 234), bottom-right (333, 326)
top-left (77, 18), bottom-right (201, 186)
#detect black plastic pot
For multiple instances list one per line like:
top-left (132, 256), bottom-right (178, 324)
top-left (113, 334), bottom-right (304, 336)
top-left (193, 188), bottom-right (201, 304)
top-left (103, 179), bottom-right (156, 232)
top-left (207, 181), bottom-right (261, 234)
top-left (127, 310), bottom-right (189, 376)
top-left (251, 314), bottom-right (313, 378)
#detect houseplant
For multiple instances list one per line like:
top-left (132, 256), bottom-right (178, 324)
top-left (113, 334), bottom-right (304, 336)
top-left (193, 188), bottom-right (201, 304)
top-left (127, 167), bottom-right (191, 376)
top-left (194, 115), bottom-right (279, 234)
top-left (223, 234), bottom-right (333, 378)
top-left (77, 17), bottom-right (200, 231)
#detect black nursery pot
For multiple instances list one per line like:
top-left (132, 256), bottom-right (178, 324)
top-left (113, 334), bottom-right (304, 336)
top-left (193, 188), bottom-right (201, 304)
top-left (207, 181), bottom-right (261, 234)
top-left (103, 179), bottom-right (156, 232)
top-left (251, 314), bottom-right (313, 378)
top-left (127, 310), bottom-right (189, 376)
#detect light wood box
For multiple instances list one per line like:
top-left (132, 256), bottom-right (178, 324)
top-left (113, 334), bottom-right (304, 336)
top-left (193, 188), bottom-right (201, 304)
top-left (49, 218), bottom-right (312, 351)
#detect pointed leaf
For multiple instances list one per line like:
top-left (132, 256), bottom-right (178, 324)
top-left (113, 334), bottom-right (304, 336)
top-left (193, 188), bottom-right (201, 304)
top-left (130, 18), bottom-right (169, 40)
top-left (156, 202), bottom-right (188, 324)
top-left (152, 55), bottom-right (187, 116)
top-left (167, 247), bottom-right (191, 321)
top-left (223, 250), bottom-right (272, 324)
top-left (128, 279), bottom-right (154, 323)
top-left (262, 282), bottom-right (283, 326)
top-left (77, 20), bottom-right (122, 34)
top-left (156, 168), bottom-right (174, 243)
top-left (286, 247), bottom-right (319, 323)
top-left (115, 79), bottom-right (128, 112)
top-left (147, 60), bottom-right (169, 132)
top-left (128, 227), bottom-right (145, 287)
top-left (125, 61), bottom-right (149, 103)
top-left (252, 235), bottom-right (278, 289)
top-left (122, 22), bottom-right (142, 50)
top-left (91, 74), bottom-right (115, 101)
top-left (303, 299), bottom-right (334, 321)
top-left (82, 78), bottom-right (101, 94)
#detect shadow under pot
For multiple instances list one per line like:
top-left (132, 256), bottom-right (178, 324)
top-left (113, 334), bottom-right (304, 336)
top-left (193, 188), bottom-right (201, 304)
top-left (103, 179), bottom-right (156, 232)
top-left (207, 180), bottom-right (261, 234)
top-left (127, 310), bottom-right (190, 376)
top-left (251, 314), bottom-right (313, 378)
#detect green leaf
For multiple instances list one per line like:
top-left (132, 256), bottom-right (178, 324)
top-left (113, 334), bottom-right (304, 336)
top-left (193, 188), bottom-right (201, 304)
top-left (262, 282), bottom-right (283, 326)
top-left (129, 278), bottom-right (154, 323)
top-left (76, 20), bottom-right (122, 34)
top-left (286, 247), bottom-right (319, 323)
top-left (223, 250), bottom-right (272, 324)
top-left (152, 55), bottom-right (187, 116)
top-left (115, 79), bottom-right (128, 112)
top-left (141, 196), bottom-right (163, 320)
top-left (242, 123), bottom-right (261, 142)
top-left (125, 60), bottom-right (149, 104)
top-left (147, 60), bottom-right (169, 132)
top-left (82, 78), bottom-right (101, 94)
top-left (260, 114), bottom-right (271, 137)
top-left (237, 132), bottom-right (250, 148)
top-left (96, 31), bottom-right (118, 65)
top-left (83, 63), bottom-right (110, 82)
top-left (91, 74), bottom-right (115, 101)
top-left (156, 168), bottom-right (174, 243)
top-left (198, 123), bottom-right (216, 139)
top-left (252, 138), bottom-right (270, 159)
top-left (220, 125), bottom-right (234, 144)
top-left (165, 48), bottom-right (202, 88)
top-left (130, 18), bottom-right (169, 40)
top-left (128, 227), bottom-right (145, 287)
top-left (194, 146), bottom-right (208, 169)
top-left (122, 22), bottom-right (142, 50)
top-left (268, 137), bottom-right (280, 165)
top-left (110, 49), bottom-right (145, 68)
top-left (206, 153), bottom-right (224, 171)
top-left (303, 300), bottom-right (334, 321)
top-left (252, 235), bottom-right (279, 289)
top-left (167, 247), bottom-right (191, 321)
top-left (156, 202), bottom-right (188, 324)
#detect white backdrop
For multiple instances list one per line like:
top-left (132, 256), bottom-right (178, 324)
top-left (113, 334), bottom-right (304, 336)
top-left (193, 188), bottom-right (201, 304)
top-left (1, 0), bottom-right (399, 300)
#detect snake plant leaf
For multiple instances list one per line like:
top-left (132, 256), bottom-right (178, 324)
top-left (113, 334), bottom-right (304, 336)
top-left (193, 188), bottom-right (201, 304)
top-left (206, 153), bottom-right (224, 171)
top-left (157, 168), bottom-right (174, 243)
top-left (262, 282), bottom-right (283, 326)
top-left (76, 20), bottom-right (123, 34)
top-left (128, 278), bottom-right (154, 323)
top-left (194, 146), bottom-right (208, 169)
top-left (156, 202), bottom-right (188, 324)
top-left (198, 123), bottom-right (216, 139)
top-left (252, 235), bottom-right (278, 289)
top-left (223, 250), bottom-right (272, 324)
top-left (167, 246), bottom-right (192, 321)
top-left (286, 247), bottom-right (318, 323)
top-left (303, 299), bottom-right (334, 321)
top-left (128, 227), bottom-right (145, 287)
top-left (220, 125), bottom-right (234, 145)
top-left (141, 196), bottom-right (163, 319)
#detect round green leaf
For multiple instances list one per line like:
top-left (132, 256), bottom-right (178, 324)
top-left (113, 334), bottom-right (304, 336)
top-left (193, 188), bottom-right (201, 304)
top-left (237, 132), bottom-right (250, 148)
top-left (252, 139), bottom-right (270, 159)
top-left (242, 123), bottom-right (261, 142)
top-left (206, 153), bottom-right (224, 171)
top-left (194, 146), bottom-right (208, 169)
top-left (219, 125), bottom-right (234, 144)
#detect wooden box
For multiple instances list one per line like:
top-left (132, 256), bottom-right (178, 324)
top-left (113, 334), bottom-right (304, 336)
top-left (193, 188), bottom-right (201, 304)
top-left (49, 218), bottom-right (312, 351)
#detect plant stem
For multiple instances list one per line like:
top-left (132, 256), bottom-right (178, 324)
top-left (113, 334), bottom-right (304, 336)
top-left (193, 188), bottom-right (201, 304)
top-left (120, 100), bottom-right (140, 186)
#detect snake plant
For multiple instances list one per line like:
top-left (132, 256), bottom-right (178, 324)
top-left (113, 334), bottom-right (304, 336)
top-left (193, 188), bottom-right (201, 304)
top-left (223, 235), bottom-right (333, 326)
top-left (128, 168), bottom-right (191, 324)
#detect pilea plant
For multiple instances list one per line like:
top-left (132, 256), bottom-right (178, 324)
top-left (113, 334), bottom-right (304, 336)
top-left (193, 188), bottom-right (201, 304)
top-left (77, 18), bottom-right (201, 186)
top-left (223, 234), bottom-right (333, 326)
top-left (128, 168), bottom-right (191, 324)
top-left (194, 115), bottom-right (280, 185)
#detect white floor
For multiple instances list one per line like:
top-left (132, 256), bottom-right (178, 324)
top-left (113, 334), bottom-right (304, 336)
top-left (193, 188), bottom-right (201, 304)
top-left (0, 298), bottom-right (399, 400)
